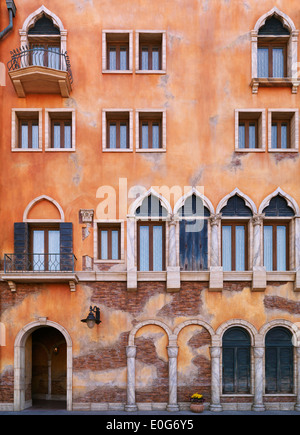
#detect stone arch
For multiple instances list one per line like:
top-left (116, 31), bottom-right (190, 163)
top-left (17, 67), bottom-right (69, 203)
top-left (14, 319), bottom-right (72, 411)
top-left (173, 319), bottom-right (215, 340)
top-left (254, 7), bottom-right (296, 33)
top-left (259, 319), bottom-right (300, 347)
top-left (173, 188), bottom-right (215, 216)
top-left (258, 187), bottom-right (300, 216)
top-left (215, 319), bottom-right (259, 347)
top-left (216, 188), bottom-right (257, 215)
top-left (23, 195), bottom-right (65, 222)
top-left (128, 319), bottom-right (172, 346)
top-left (128, 187), bottom-right (172, 217)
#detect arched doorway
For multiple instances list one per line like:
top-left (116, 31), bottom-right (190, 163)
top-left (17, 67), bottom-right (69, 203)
top-left (14, 320), bottom-right (72, 411)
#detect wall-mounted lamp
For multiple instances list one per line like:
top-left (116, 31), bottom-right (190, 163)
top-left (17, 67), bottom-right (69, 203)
top-left (81, 306), bottom-right (101, 329)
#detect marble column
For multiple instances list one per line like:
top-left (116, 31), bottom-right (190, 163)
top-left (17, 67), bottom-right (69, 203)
top-left (210, 214), bottom-right (221, 267)
top-left (167, 219), bottom-right (180, 292)
top-left (295, 347), bottom-right (300, 411)
top-left (252, 347), bottom-right (265, 412)
top-left (252, 214), bottom-right (266, 292)
top-left (127, 217), bottom-right (137, 291)
top-left (210, 346), bottom-right (223, 412)
top-left (167, 345), bottom-right (180, 412)
top-left (125, 345), bottom-right (138, 412)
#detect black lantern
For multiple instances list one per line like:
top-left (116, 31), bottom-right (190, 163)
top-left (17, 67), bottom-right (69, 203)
top-left (81, 306), bottom-right (101, 329)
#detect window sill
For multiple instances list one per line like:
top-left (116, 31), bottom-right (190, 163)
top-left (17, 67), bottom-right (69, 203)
top-left (45, 148), bottom-right (76, 152)
top-left (136, 148), bottom-right (166, 153)
top-left (136, 70), bottom-right (166, 75)
top-left (268, 148), bottom-right (298, 153)
top-left (94, 259), bottom-right (125, 264)
top-left (102, 148), bottom-right (133, 152)
top-left (235, 148), bottom-right (265, 153)
top-left (102, 70), bottom-right (133, 74)
top-left (11, 148), bottom-right (42, 152)
top-left (251, 78), bottom-right (300, 94)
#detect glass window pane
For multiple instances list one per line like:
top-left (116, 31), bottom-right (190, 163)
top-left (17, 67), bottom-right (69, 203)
top-left (264, 226), bottom-right (273, 271)
top-left (32, 46), bottom-right (44, 67)
top-left (139, 226), bottom-right (149, 271)
top-left (235, 226), bottom-right (245, 271)
top-left (101, 230), bottom-right (108, 260)
top-left (249, 123), bottom-right (256, 149)
top-left (111, 230), bottom-right (119, 260)
top-left (239, 124), bottom-right (245, 149)
top-left (109, 48), bottom-right (116, 70)
top-left (152, 48), bottom-right (159, 70)
top-left (281, 124), bottom-right (288, 149)
top-left (120, 123), bottom-right (127, 149)
top-left (152, 123), bottom-right (160, 148)
top-left (142, 123), bottom-right (148, 148)
top-left (109, 123), bottom-right (117, 148)
top-left (120, 47), bottom-right (127, 70)
top-left (33, 230), bottom-right (44, 271)
top-left (32, 124), bottom-right (39, 149)
top-left (53, 124), bottom-right (61, 148)
top-left (258, 48), bottom-right (269, 78)
top-left (48, 230), bottom-right (60, 271)
top-left (64, 124), bottom-right (72, 149)
top-left (222, 226), bottom-right (232, 271)
top-left (273, 48), bottom-right (284, 78)
top-left (271, 124), bottom-right (277, 149)
top-left (153, 225), bottom-right (163, 271)
top-left (21, 124), bottom-right (29, 148)
top-left (277, 226), bottom-right (287, 271)
top-left (141, 47), bottom-right (149, 70)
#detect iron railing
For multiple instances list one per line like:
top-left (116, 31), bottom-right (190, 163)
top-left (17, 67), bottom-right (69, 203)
top-left (7, 45), bottom-right (73, 84)
top-left (4, 253), bottom-right (76, 273)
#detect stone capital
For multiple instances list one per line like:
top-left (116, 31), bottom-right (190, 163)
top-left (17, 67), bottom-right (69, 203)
top-left (79, 209), bottom-right (94, 223)
top-left (210, 214), bottom-right (222, 227)
top-left (167, 346), bottom-right (179, 358)
top-left (253, 347), bottom-right (264, 358)
top-left (252, 214), bottom-right (264, 227)
top-left (126, 345), bottom-right (137, 358)
top-left (210, 346), bottom-right (221, 358)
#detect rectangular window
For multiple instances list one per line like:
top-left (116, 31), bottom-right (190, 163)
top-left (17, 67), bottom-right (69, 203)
top-left (19, 119), bottom-right (39, 149)
top-left (107, 120), bottom-right (129, 149)
top-left (138, 222), bottom-right (165, 271)
top-left (30, 43), bottom-right (60, 69)
top-left (238, 120), bottom-right (258, 149)
top-left (140, 44), bottom-right (161, 70)
top-left (271, 120), bottom-right (290, 149)
top-left (98, 225), bottom-right (121, 260)
top-left (31, 226), bottom-right (60, 271)
top-left (51, 120), bottom-right (72, 149)
top-left (180, 219), bottom-right (208, 271)
top-left (107, 44), bottom-right (129, 70)
top-left (139, 118), bottom-right (162, 149)
top-left (258, 44), bottom-right (286, 78)
top-left (137, 32), bottom-right (165, 72)
top-left (222, 222), bottom-right (247, 271)
top-left (264, 223), bottom-right (289, 271)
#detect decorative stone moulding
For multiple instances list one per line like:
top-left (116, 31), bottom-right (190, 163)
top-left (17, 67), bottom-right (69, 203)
top-left (79, 209), bottom-right (94, 223)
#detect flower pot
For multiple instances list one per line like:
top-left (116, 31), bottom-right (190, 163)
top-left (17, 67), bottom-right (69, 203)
top-left (190, 403), bottom-right (205, 413)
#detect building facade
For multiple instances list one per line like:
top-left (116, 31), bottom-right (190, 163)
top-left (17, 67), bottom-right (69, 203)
top-left (0, 0), bottom-right (300, 412)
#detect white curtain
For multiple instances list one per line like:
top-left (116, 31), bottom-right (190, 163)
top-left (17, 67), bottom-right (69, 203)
top-left (109, 123), bottom-right (117, 148)
top-left (281, 124), bottom-right (288, 149)
top-left (120, 48), bottom-right (127, 70)
top-left (21, 124), bottom-right (28, 149)
top-left (235, 226), bottom-right (245, 271)
top-left (139, 226), bottom-right (149, 271)
top-left (152, 123), bottom-right (160, 148)
top-left (222, 226), bottom-right (232, 271)
top-left (239, 124), bottom-right (245, 149)
top-left (32, 46), bottom-right (44, 67)
top-left (64, 125), bottom-right (72, 149)
top-left (271, 124), bottom-right (277, 149)
top-left (120, 123), bottom-right (127, 148)
top-left (264, 226), bottom-right (273, 271)
top-left (48, 230), bottom-right (60, 271)
top-left (53, 124), bottom-right (61, 148)
top-left (272, 48), bottom-right (284, 78)
top-left (109, 48), bottom-right (116, 70)
top-left (142, 124), bottom-right (148, 148)
top-left (249, 124), bottom-right (256, 148)
top-left (277, 226), bottom-right (286, 271)
top-left (153, 226), bottom-right (163, 271)
top-left (152, 48), bottom-right (159, 70)
top-left (101, 230), bottom-right (108, 259)
top-left (141, 48), bottom-right (149, 70)
top-left (33, 230), bottom-right (44, 271)
top-left (258, 48), bottom-right (269, 78)
top-left (48, 47), bottom-right (60, 70)
top-left (111, 230), bottom-right (119, 260)
top-left (32, 125), bottom-right (39, 149)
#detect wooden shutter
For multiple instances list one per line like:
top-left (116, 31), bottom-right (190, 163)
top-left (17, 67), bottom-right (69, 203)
top-left (222, 348), bottom-right (235, 394)
top-left (14, 223), bottom-right (29, 271)
top-left (236, 348), bottom-right (251, 393)
top-left (180, 220), bottom-right (208, 271)
top-left (59, 223), bottom-right (73, 271)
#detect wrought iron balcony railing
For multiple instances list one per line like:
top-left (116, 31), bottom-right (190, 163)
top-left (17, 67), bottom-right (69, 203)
top-left (4, 253), bottom-right (76, 273)
top-left (7, 45), bottom-right (73, 84)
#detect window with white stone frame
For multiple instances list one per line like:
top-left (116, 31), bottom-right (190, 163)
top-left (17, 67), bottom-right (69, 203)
top-left (268, 109), bottom-right (299, 152)
top-left (102, 30), bottom-right (133, 73)
top-left (235, 109), bottom-right (266, 152)
top-left (136, 31), bottom-right (166, 74)
top-left (251, 8), bottom-right (299, 94)
top-left (11, 109), bottom-right (43, 152)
